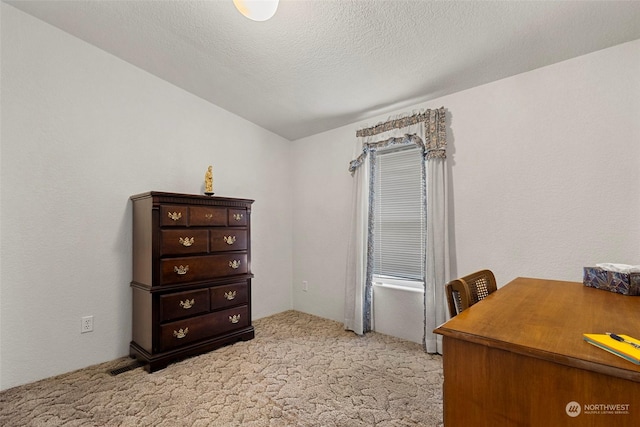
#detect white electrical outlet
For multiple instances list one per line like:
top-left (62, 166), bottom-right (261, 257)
top-left (302, 281), bottom-right (308, 292)
top-left (81, 316), bottom-right (94, 333)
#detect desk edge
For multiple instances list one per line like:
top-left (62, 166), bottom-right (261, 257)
top-left (434, 326), bottom-right (640, 383)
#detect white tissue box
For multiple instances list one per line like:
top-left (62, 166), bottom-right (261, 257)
top-left (583, 267), bottom-right (640, 296)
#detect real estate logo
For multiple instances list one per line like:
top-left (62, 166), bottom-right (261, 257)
top-left (566, 401), bottom-right (630, 417)
top-left (566, 401), bottom-right (581, 417)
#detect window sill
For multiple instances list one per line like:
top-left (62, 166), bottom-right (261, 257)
top-left (373, 282), bottom-right (425, 293)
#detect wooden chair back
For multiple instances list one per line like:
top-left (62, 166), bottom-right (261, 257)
top-left (446, 279), bottom-right (471, 318)
top-left (446, 269), bottom-right (497, 317)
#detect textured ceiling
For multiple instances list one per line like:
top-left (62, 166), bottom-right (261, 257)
top-left (6, 0), bottom-right (640, 140)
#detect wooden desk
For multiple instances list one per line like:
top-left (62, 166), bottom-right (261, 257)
top-left (434, 277), bottom-right (640, 426)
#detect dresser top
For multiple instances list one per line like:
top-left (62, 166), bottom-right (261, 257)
top-left (130, 191), bottom-right (254, 207)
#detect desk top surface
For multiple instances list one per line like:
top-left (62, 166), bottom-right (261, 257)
top-left (434, 277), bottom-right (640, 382)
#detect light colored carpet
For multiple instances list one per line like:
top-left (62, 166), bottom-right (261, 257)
top-left (0, 310), bottom-right (443, 426)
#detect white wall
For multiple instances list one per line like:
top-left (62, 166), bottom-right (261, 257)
top-left (291, 39), bottom-right (640, 335)
top-left (372, 285), bottom-right (424, 343)
top-left (290, 128), bottom-right (353, 322)
top-left (0, 4), bottom-right (293, 390)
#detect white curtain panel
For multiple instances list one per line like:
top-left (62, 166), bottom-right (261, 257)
top-left (344, 139), bottom-right (370, 335)
top-left (424, 155), bottom-right (449, 353)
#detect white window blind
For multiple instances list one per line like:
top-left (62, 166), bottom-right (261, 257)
top-left (373, 146), bottom-right (425, 281)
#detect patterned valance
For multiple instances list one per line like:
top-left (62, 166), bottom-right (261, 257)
top-left (355, 107), bottom-right (446, 160)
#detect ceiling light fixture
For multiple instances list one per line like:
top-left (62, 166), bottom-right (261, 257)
top-left (233, 0), bottom-right (279, 22)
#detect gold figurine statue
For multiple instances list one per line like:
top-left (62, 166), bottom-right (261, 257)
top-left (204, 165), bottom-right (214, 194)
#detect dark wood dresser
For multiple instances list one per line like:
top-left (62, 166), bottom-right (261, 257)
top-left (129, 191), bottom-right (254, 372)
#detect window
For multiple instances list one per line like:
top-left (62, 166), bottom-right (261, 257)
top-left (373, 145), bottom-right (425, 288)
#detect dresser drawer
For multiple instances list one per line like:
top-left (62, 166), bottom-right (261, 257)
top-left (160, 205), bottom-right (188, 226)
top-left (209, 229), bottom-right (247, 252)
top-left (160, 229), bottom-right (209, 255)
top-left (159, 288), bottom-right (210, 322)
top-left (210, 282), bottom-right (249, 309)
top-left (160, 254), bottom-right (249, 285)
top-left (228, 209), bottom-right (247, 226)
top-left (159, 312), bottom-right (214, 351)
top-left (190, 206), bottom-right (226, 226)
top-left (210, 305), bottom-right (249, 335)
top-left (159, 305), bottom-right (249, 351)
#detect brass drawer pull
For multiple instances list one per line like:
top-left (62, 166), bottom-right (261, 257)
top-left (179, 237), bottom-right (195, 247)
top-left (168, 211), bottom-right (182, 221)
top-left (174, 265), bottom-right (189, 275)
top-left (223, 236), bottom-right (236, 245)
top-left (179, 299), bottom-right (195, 309)
top-left (229, 314), bottom-right (241, 324)
top-left (224, 290), bottom-right (237, 300)
top-left (229, 260), bottom-right (241, 269)
top-left (173, 327), bottom-right (189, 339)
top-left (205, 213), bottom-right (214, 219)
top-left (233, 213), bottom-right (243, 221)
